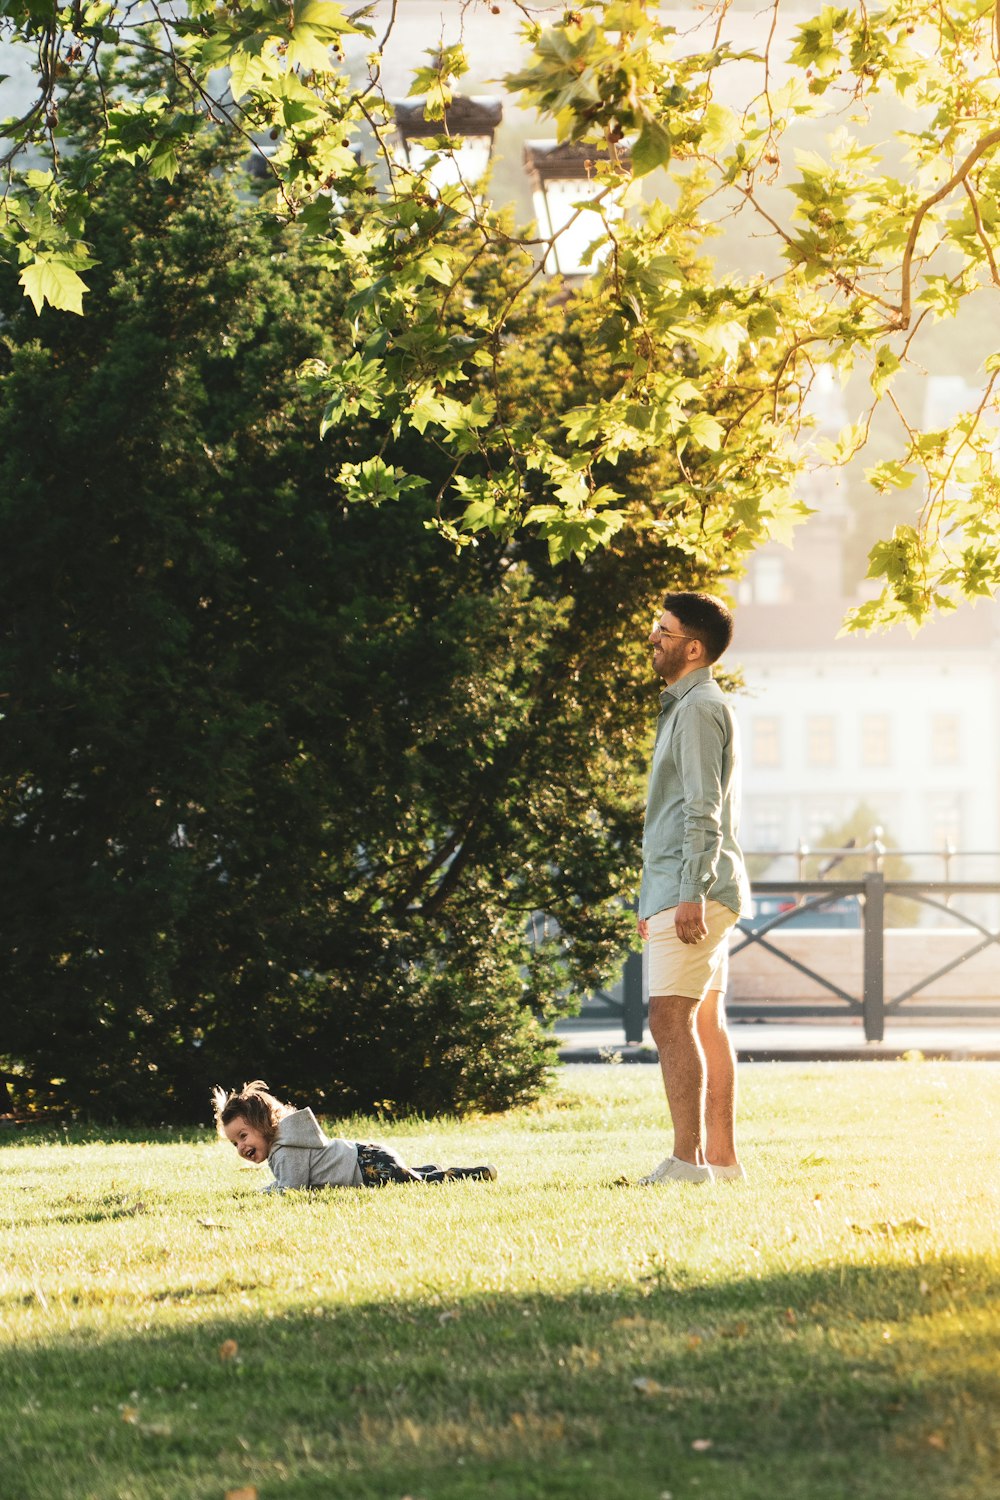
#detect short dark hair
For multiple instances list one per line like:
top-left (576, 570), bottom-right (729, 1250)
top-left (663, 591), bottom-right (734, 664)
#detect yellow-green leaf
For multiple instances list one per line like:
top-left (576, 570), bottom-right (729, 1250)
top-left (19, 255), bottom-right (88, 316)
top-left (294, 1), bottom-right (355, 35)
top-left (631, 118), bottom-right (672, 178)
top-left (700, 102), bottom-right (739, 153)
top-left (870, 345), bottom-right (901, 397)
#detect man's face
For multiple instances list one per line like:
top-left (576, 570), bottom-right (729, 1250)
top-left (224, 1114), bottom-right (270, 1163)
top-left (648, 610), bottom-right (696, 683)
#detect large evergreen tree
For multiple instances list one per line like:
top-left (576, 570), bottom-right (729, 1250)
top-left (0, 85), bottom-right (719, 1120)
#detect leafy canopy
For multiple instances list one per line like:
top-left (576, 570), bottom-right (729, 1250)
top-left (3, 65), bottom-right (734, 1120)
top-left (4, 0), bottom-right (1000, 627)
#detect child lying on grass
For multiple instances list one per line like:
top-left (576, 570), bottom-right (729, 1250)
top-left (212, 1080), bottom-right (497, 1192)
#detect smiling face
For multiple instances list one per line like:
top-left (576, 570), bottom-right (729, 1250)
top-left (223, 1113), bottom-right (271, 1164)
top-left (649, 610), bottom-right (701, 684)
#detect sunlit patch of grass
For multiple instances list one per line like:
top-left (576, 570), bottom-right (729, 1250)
top-left (1, 1063), bottom-right (998, 1499)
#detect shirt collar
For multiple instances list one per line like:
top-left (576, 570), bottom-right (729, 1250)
top-left (659, 665), bottom-right (712, 707)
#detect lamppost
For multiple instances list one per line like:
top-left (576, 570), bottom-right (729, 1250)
top-left (523, 140), bottom-right (630, 276)
top-left (393, 95), bottom-right (503, 192)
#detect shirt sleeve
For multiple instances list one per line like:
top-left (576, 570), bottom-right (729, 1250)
top-left (672, 699), bottom-right (726, 904)
top-left (265, 1147), bottom-right (312, 1192)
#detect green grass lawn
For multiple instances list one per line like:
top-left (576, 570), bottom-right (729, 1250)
top-left (1, 1061), bottom-right (998, 1500)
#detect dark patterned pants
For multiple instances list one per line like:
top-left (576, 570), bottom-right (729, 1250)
top-left (354, 1142), bottom-right (489, 1187)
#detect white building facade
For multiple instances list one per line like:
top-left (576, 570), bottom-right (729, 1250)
top-left (733, 526), bottom-right (1000, 877)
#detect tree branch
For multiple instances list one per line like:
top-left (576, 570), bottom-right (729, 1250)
top-left (899, 127), bottom-right (1000, 326)
top-left (961, 176), bottom-right (1000, 287)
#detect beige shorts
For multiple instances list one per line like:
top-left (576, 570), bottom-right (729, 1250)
top-left (645, 900), bottom-right (739, 1001)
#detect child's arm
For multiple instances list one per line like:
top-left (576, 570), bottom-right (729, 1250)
top-left (262, 1146), bottom-right (312, 1193)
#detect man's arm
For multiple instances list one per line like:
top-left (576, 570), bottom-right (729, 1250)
top-left (672, 702), bottom-right (726, 941)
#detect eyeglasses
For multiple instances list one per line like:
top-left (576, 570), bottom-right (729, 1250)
top-left (651, 622), bottom-right (695, 642)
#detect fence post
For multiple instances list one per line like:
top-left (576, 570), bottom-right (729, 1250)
top-left (622, 949), bottom-right (645, 1044)
top-left (862, 871), bottom-right (885, 1042)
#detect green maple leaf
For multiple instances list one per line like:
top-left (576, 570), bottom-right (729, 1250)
top-left (286, 1), bottom-right (356, 70)
top-left (631, 117), bottom-right (672, 178)
top-left (19, 255), bottom-right (88, 316)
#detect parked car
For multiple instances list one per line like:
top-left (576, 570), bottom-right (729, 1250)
top-left (744, 895), bottom-right (861, 930)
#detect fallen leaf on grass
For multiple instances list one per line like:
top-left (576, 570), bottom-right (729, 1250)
top-left (849, 1217), bottom-right (930, 1237)
top-left (120, 1406), bottom-right (139, 1425)
top-left (219, 1339), bottom-right (240, 1362)
top-left (632, 1376), bottom-right (664, 1397)
top-left (927, 1432), bottom-right (948, 1451)
top-left (691, 1438), bottom-right (713, 1452)
top-left (224, 1489), bottom-right (258, 1500)
top-left (508, 1413), bottom-right (565, 1440)
top-left (784, 1308), bottom-right (797, 1326)
top-left (568, 1344), bottom-right (602, 1370)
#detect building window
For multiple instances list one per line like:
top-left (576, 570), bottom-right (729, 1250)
top-left (923, 375), bottom-right (978, 430)
top-left (928, 795), bottom-right (962, 849)
top-left (861, 715), bottom-right (891, 767)
top-left (752, 716), bottom-right (782, 768)
top-left (806, 716), bottom-right (836, 768)
top-left (749, 802), bottom-right (784, 851)
top-left (805, 802), bottom-right (849, 847)
top-left (930, 714), bottom-right (959, 766)
top-left (753, 554), bottom-right (785, 605)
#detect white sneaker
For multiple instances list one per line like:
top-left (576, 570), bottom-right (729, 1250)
top-left (710, 1162), bottom-right (746, 1182)
top-left (638, 1156), bottom-right (714, 1186)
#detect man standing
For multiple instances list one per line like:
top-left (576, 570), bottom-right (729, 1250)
top-left (637, 592), bottom-right (752, 1186)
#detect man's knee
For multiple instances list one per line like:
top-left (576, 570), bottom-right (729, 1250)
top-left (649, 994), bottom-right (699, 1042)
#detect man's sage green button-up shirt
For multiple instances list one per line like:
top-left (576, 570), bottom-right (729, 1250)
top-left (638, 667), bottom-right (752, 922)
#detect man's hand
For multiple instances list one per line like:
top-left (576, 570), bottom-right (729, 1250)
top-left (674, 900), bottom-right (707, 944)
top-left (637, 916), bottom-right (649, 941)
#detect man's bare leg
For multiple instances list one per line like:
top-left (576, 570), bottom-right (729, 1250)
top-left (695, 989), bottom-right (739, 1170)
top-left (647, 994), bottom-right (706, 1165)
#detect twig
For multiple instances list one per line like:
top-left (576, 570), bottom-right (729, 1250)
top-left (899, 126), bottom-right (1000, 326)
top-left (961, 175), bottom-right (1000, 286)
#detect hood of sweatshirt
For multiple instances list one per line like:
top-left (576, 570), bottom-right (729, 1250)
top-left (271, 1107), bottom-right (328, 1150)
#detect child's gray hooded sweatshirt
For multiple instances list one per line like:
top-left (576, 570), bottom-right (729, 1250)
top-left (264, 1108), bottom-right (362, 1191)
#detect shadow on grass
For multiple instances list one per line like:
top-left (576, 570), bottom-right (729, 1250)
top-left (9, 1191), bottom-right (163, 1228)
top-left (0, 1125), bottom-right (211, 1148)
top-left (5, 1260), bottom-right (997, 1500)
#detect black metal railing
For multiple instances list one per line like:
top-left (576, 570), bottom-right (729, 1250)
top-left (581, 840), bottom-right (1000, 1044)
top-left (734, 874), bottom-right (1000, 1041)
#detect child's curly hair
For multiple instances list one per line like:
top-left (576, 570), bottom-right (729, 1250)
top-left (211, 1080), bottom-right (293, 1147)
